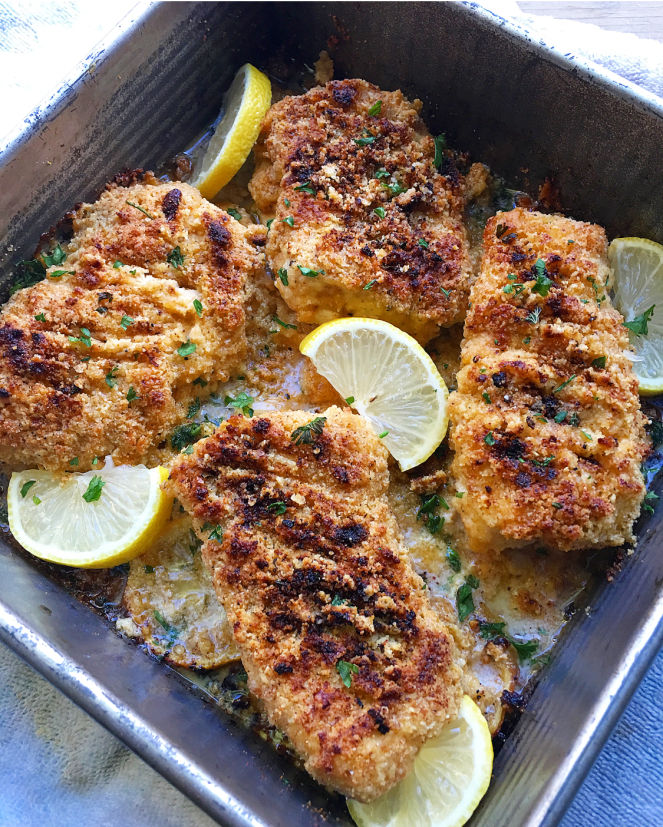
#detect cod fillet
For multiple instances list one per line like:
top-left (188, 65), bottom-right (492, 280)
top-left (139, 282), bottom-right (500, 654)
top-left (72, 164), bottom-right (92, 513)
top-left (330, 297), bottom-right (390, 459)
top-left (449, 209), bottom-right (649, 552)
top-left (0, 172), bottom-right (265, 472)
top-left (165, 406), bottom-right (462, 801)
top-left (249, 78), bottom-right (481, 343)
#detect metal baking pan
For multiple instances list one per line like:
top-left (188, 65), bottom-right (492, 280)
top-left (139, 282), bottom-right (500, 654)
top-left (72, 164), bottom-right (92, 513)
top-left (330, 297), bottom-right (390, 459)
top-left (1, 2), bottom-right (662, 825)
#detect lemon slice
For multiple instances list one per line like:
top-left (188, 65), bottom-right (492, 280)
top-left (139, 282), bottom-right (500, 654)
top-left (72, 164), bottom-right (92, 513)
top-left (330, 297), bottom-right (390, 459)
top-left (191, 63), bottom-right (271, 200)
top-left (300, 318), bottom-right (449, 471)
top-left (8, 463), bottom-right (172, 568)
top-left (348, 696), bottom-right (493, 827)
top-left (609, 237), bottom-right (663, 395)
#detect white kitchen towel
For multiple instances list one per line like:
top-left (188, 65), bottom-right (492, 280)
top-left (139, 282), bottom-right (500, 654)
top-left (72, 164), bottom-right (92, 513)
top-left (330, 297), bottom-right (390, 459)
top-left (481, 0), bottom-right (663, 99)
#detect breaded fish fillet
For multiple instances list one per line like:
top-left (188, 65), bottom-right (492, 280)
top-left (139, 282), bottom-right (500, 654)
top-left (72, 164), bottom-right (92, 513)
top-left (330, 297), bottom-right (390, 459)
top-left (449, 209), bottom-right (649, 552)
top-left (0, 172), bottom-right (265, 472)
top-left (165, 407), bottom-right (462, 801)
top-left (249, 79), bottom-right (479, 343)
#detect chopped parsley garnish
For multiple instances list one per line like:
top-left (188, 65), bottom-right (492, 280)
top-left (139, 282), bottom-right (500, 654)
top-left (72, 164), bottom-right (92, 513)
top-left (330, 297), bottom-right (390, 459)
top-left (484, 431), bottom-right (496, 446)
top-left (482, 392), bottom-right (491, 404)
top-left (120, 315), bottom-right (134, 331)
top-left (587, 276), bottom-right (605, 305)
top-left (105, 366), bottom-right (119, 388)
top-left (225, 392), bottom-right (254, 417)
top-left (531, 456), bottom-right (554, 467)
top-left (427, 515), bottom-right (443, 535)
top-left (418, 239), bottom-right (429, 249)
top-left (503, 284), bottom-right (514, 294)
top-left (643, 491), bottom-right (659, 515)
top-left (193, 299), bottom-right (203, 317)
top-left (478, 621), bottom-right (506, 640)
top-left (532, 261), bottom-right (553, 296)
top-left (208, 525), bottom-right (224, 541)
top-left (278, 268), bottom-right (289, 286)
top-left (374, 168), bottom-right (390, 179)
top-left (126, 387), bottom-right (138, 403)
top-left (591, 356), bottom-right (606, 369)
top-left (267, 501), bottom-right (287, 515)
top-left (193, 376), bottom-right (208, 388)
top-left (177, 340), bottom-right (197, 358)
top-left (34, 313), bottom-right (46, 322)
top-left (373, 207), bottom-right (386, 219)
top-left (10, 259), bottom-right (46, 294)
top-left (20, 480), bottom-right (36, 498)
top-left (495, 223), bottom-right (507, 238)
top-left (568, 239), bottom-right (575, 244)
top-left (291, 416), bottom-right (326, 446)
top-left (266, 219), bottom-right (274, 229)
top-left (336, 660), bottom-right (359, 688)
top-left (32, 495), bottom-right (41, 505)
top-left (153, 610), bottom-right (176, 636)
top-left (331, 596), bottom-right (347, 607)
top-left (187, 398), bottom-right (201, 419)
top-left (440, 287), bottom-right (451, 297)
top-left (354, 129), bottom-right (375, 147)
top-left (182, 445), bottom-right (194, 455)
top-left (568, 412), bottom-right (581, 427)
top-left (554, 410), bottom-right (567, 423)
top-left (552, 502), bottom-right (563, 509)
top-left (273, 316), bottom-right (297, 330)
top-left (284, 198), bottom-right (290, 208)
top-left (68, 328), bottom-right (92, 347)
top-left (417, 494), bottom-right (440, 519)
top-left (446, 547), bottom-right (461, 572)
top-left (125, 200), bottom-right (154, 219)
top-left (455, 491), bottom-right (464, 498)
top-left (69, 457), bottom-right (79, 466)
top-left (294, 180), bottom-right (315, 194)
top-left (92, 457), bottom-right (98, 465)
top-left (113, 260), bottom-right (123, 269)
top-left (525, 306), bottom-right (542, 325)
top-left (43, 244), bottom-right (67, 267)
top-left (553, 374), bottom-right (576, 394)
top-left (510, 638), bottom-right (539, 662)
top-left (368, 100), bottom-right (382, 116)
top-left (456, 575), bottom-right (479, 623)
top-left (49, 269), bottom-right (75, 278)
top-left (383, 180), bottom-right (406, 197)
top-left (171, 422), bottom-right (201, 451)
top-left (433, 134), bottom-right (447, 168)
top-left (167, 246), bottom-right (185, 269)
top-left (345, 396), bottom-right (355, 405)
top-left (281, 216), bottom-right (295, 227)
top-left (523, 336), bottom-right (531, 345)
top-left (623, 305), bottom-right (655, 336)
top-left (297, 265), bottom-right (324, 277)
top-left (364, 279), bottom-right (377, 290)
top-left (378, 430), bottom-right (389, 439)
top-left (82, 475), bottom-right (105, 503)
top-left (581, 430), bottom-right (592, 441)
top-left (440, 498), bottom-right (450, 509)
top-left (227, 208), bottom-right (242, 221)
top-left (144, 565), bottom-right (155, 573)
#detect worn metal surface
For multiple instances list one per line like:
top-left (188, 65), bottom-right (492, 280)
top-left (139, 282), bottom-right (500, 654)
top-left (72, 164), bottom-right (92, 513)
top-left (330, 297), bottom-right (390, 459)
top-left (0, 3), bottom-right (661, 826)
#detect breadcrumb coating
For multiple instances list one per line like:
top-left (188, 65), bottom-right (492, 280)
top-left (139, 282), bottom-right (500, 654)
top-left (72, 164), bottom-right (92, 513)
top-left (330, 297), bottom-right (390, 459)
top-left (0, 173), bottom-right (265, 472)
top-left (249, 79), bottom-right (479, 343)
top-left (165, 407), bottom-right (462, 801)
top-left (449, 209), bottom-right (649, 552)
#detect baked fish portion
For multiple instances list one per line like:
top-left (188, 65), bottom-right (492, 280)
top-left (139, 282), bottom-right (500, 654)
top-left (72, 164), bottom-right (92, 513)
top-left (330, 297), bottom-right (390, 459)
top-left (165, 406), bottom-right (462, 802)
top-left (249, 78), bottom-right (481, 343)
top-left (449, 208), bottom-right (649, 552)
top-left (0, 173), bottom-right (265, 472)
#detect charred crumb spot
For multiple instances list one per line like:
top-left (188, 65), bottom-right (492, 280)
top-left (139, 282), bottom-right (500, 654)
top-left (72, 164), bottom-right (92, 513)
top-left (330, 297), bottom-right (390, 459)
top-left (515, 472), bottom-right (531, 488)
top-left (491, 435), bottom-right (527, 462)
top-left (108, 168), bottom-right (146, 189)
top-left (511, 251), bottom-right (528, 264)
top-left (208, 220), bottom-right (231, 247)
top-left (98, 291), bottom-right (113, 302)
top-left (492, 371), bottom-right (507, 388)
top-left (330, 82), bottom-right (356, 107)
top-left (161, 188), bottom-right (182, 221)
top-left (333, 524), bottom-right (368, 547)
top-left (360, 245), bottom-right (374, 257)
top-left (331, 465), bottom-right (350, 484)
top-left (0, 388), bottom-right (9, 398)
top-left (274, 662), bottom-right (293, 675)
top-left (436, 156), bottom-right (460, 187)
top-left (367, 708), bottom-right (390, 734)
top-left (501, 689), bottom-right (526, 711)
top-left (253, 418), bottom-right (271, 435)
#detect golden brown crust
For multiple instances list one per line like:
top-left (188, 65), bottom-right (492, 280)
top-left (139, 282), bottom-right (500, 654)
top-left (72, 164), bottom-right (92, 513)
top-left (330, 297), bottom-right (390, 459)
top-left (249, 79), bottom-right (475, 342)
top-left (0, 177), bottom-right (265, 472)
top-left (165, 407), bottom-right (462, 801)
top-left (449, 209), bottom-right (650, 552)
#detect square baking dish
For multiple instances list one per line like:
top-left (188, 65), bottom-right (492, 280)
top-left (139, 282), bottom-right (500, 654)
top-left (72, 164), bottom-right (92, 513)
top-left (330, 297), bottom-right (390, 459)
top-left (1, 3), bottom-right (662, 826)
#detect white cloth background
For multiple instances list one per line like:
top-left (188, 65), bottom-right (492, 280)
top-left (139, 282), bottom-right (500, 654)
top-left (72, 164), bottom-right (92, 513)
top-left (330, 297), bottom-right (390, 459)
top-left (0, 3), bottom-right (662, 826)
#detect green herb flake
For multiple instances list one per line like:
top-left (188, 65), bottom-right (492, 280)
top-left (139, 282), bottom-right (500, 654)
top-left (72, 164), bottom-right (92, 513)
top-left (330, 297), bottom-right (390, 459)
top-left (278, 268), bottom-right (289, 286)
top-left (266, 218), bottom-right (274, 229)
top-left (33, 312), bottom-right (47, 323)
top-left (440, 287), bottom-right (451, 297)
top-left (484, 431), bottom-right (496, 446)
top-left (193, 299), bottom-right (203, 317)
top-left (105, 366), bottom-right (119, 388)
top-left (187, 398), bottom-right (201, 419)
top-left (273, 316), bottom-right (297, 330)
top-left (569, 412), bottom-right (581, 427)
top-left (193, 377), bottom-right (208, 388)
top-left (510, 637), bottom-right (539, 662)
top-left (446, 547), bottom-right (461, 573)
top-left (623, 305), bottom-right (655, 336)
top-left (364, 279), bottom-right (377, 290)
top-left (378, 430), bottom-right (389, 439)
top-left (225, 392), bottom-right (254, 417)
top-left (120, 315), bottom-right (134, 331)
top-left (331, 595), bottom-right (346, 607)
top-left (209, 525), bottom-right (224, 541)
top-left (418, 239), bottom-right (429, 249)
top-left (125, 386), bottom-right (138, 404)
top-left (32, 495), bottom-right (41, 505)
top-left (523, 336), bottom-right (531, 345)
top-left (568, 239), bottom-right (575, 244)
top-left (268, 501), bottom-right (287, 515)
top-left (125, 200), bottom-right (154, 219)
top-left (82, 475), bottom-right (105, 503)
top-left (20, 480), bottom-right (36, 498)
top-left (354, 129), bottom-right (376, 147)
top-left (297, 264), bottom-right (324, 278)
top-left (479, 621), bottom-right (507, 640)
top-left (171, 422), bottom-right (201, 452)
top-left (374, 168), bottom-right (390, 179)
top-left (591, 356), bottom-right (606, 369)
top-left (503, 284), bottom-right (514, 294)
top-left (532, 261), bottom-right (553, 297)
top-left (553, 374), bottom-right (576, 394)
top-left (552, 502), bottom-right (563, 509)
top-left (554, 410), bottom-right (567, 424)
top-left (69, 457), bottom-right (79, 466)
top-left (227, 208), bottom-right (242, 221)
top-left (113, 260), bottom-right (123, 269)
top-left (294, 180), bottom-right (316, 194)
top-left (455, 491), bottom-right (464, 498)
top-left (336, 659), bottom-right (359, 688)
top-left (144, 565), bottom-right (155, 573)
top-left (345, 396), bottom-right (355, 405)
top-left (581, 430), bottom-right (592, 441)
top-left (291, 416), bottom-right (327, 446)
top-left (368, 100), bottom-right (382, 116)
top-left (433, 134), bottom-right (447, 169)
top-left (92, 457), bottom-right (98, 465)
top-left (177, 340), bottom-right (197, 358)
top-left (10, 259), bottom-right (46, 294)
top-left (525, 306), bottom-right (542, 325)
top-left (167, 246), bottom-right (185, 269)
top-left (457, 576), bottom-right (479, 623)
top-left (282, 216), bottom-right (295, 228)
top-left (182, 445), bottom-right (194, 455)
top-left (153, 609), bottom-right (176, 636)
top-left (373, 207), bottom-right (386, 219)
top-left (68, 328), bottom-right (92, 347)
top-left (482, 392), bottom-right (491, 404)
top-left (417, 494), bottom-right (440, 520)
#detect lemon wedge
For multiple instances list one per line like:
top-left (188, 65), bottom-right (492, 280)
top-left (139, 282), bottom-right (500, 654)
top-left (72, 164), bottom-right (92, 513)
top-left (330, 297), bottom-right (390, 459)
top-left (191, 63), bottom-right (271, 200)
top-left (609, 236), bottom-right (663, 395)
top-left (300, 318), bottom-right (449, 471)
top-left (8, 463), bottom-right (172, 568)
top-left (348, 696), bottom-right (493, 827)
